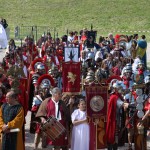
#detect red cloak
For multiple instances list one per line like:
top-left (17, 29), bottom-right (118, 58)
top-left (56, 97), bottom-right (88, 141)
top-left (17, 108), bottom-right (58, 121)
top-left (106, 93), bottom-right (119, 144)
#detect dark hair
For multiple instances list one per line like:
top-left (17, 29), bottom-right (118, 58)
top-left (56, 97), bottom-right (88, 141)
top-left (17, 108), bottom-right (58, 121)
top-left (79, 98), bottom-right (86, 104)
top-left (133, 34), bottom-right (138, 39)
top-left (141, 35), bottom-right (146, 39)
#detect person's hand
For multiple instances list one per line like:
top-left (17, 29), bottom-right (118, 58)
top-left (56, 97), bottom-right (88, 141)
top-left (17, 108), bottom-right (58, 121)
top-left (41, 117), bottom-right (46, 124)
top-left (68, 97), bottom-right (75, 105)
top-left (2, 124), bottom-right (9, 133)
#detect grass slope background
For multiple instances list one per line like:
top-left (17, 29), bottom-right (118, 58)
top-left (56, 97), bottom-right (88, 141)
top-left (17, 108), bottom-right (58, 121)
top-left (1, 0), bottom-right (150, 40)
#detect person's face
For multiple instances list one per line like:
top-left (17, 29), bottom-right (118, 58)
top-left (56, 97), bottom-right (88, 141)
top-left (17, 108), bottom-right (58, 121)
top-left (109, 35), bottom-right (113, 39)
top-left (78, 101), bottom-right (86, 111)
top-left (125, 72), bottom-right (131, 78)
top-left (117, 62), bottom-right (121, 67)
top-left (119, 86), bottom-right (124, 94)
top-left (138, 64), bottom-right (143, 69)
top-left (8, 76), bottom-right (14, 85)
top-left (103, 62), bottom-right (108, 69)
top-left (53, 91), bottom-right (62, 102)
top-left (46, 51), bottom-right (51, 56)
top-left (37, 69), bottom-right (46, 75)
top-left (107, 55), bottom-right (112, 61)
top-left (6, 93), bottom-right (13, 104)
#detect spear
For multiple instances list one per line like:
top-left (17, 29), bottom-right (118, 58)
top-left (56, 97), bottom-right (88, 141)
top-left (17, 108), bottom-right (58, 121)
top-left (54, 27), bottom-right (56, 42)
top-left (91, 24), bottom-right (93, 31)
top-left (67, 29), bottom-right (68, 46)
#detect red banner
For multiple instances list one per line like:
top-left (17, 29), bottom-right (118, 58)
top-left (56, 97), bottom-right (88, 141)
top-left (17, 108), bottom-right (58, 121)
top-left (86, 85), bottom-right (108, 117)
top-left (62, 61), bottom-right (81, 93)
top-left (85, 85), bottom-right (108, 150)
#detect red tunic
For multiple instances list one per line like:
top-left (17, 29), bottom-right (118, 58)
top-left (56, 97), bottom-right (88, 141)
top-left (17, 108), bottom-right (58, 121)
top-left (46, 99), bottom-right (68, 146)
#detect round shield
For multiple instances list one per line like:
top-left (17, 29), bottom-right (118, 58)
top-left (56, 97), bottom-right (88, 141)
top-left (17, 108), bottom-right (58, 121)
top-left (137, 110), bottom-right (144, 118)
top-left (136, 103), bottom-right (143, 110)
top-left (136, 96), bottom-right (143, 103)
top-left (136, 89), bottom-right (143, 96)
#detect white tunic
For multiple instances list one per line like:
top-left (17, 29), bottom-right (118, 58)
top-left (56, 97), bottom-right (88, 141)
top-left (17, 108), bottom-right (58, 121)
top-left (71, 109), bottom-right (90, 150)
top-left (0, 24), bottom-right (7, 48)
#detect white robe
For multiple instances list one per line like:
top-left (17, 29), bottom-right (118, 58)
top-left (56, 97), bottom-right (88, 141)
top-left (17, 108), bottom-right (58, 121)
top-left (0, 24), bottom-right (7, 48)
top-left (71, 109), bottom-right (89, 150)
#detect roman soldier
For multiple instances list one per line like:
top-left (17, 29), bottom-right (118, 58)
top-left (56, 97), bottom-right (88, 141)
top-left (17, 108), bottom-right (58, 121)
top-left (28, 58), bottom-right (48, 111)
top-left (133, 61), bottom-right (145, 85)
top-left (30, 74), bottom-right (55, 148)
top-left (106, 79), bottom-right (129, 150)
top-left (121, 65), bottom-right (133, 91)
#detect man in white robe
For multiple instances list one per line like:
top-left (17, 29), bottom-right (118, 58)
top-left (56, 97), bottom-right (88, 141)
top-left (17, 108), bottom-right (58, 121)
top-left (0, 24), bottom-right (8, 49)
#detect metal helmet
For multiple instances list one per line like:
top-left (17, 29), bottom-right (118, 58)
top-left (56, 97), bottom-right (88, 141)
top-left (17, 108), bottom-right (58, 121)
top-left (32, 73), bottom-right (40, 84)
top-left (86, 52), bottom-right (94, 61)
top-left (37, 63), bottom-right (45, 70)
top-left (123, 66), bottom-right (132, 73)
top-left (110, 79), bottom-right (124, 89)
top-left (85, 70), bottom-right (95, 83)
top-left (125, 63), bottom-right (132, 69)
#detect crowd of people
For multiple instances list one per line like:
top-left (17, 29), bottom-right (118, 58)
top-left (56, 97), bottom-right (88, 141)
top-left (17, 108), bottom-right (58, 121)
top-left (0, 27), bottom-right (149, 150)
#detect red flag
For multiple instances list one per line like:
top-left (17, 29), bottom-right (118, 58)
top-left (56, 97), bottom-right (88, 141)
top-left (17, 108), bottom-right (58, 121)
top-left (62, 61), bottom-right (81, 94)
top-left (85, 85), bottom-right (108, 150)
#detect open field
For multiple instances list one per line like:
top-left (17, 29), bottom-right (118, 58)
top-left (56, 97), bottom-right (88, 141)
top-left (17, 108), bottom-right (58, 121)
top-left (1, 0), bottom-right (150, 40)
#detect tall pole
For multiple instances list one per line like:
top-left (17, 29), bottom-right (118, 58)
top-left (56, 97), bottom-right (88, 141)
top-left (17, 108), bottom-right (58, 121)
top-left (67, 29), bottom-right (68, 46)
top-left (91, 24), bottom-right (93, 31)
top-left (54, 27), bottom-right (56, 42)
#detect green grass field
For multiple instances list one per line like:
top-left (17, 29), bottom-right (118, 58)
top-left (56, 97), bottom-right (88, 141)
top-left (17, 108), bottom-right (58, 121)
top-left (1, 0), bottom-right (150, 40)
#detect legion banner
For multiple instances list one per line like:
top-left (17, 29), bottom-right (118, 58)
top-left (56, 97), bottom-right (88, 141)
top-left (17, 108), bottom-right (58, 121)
top-left (85, 85), bottom-right (108, 150)
top-left (62, 61), bottom-right (81, 94)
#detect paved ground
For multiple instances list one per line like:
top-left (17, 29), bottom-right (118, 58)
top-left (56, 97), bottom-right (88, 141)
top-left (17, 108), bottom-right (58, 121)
top-left (0, 44), bottom-right (150, 150)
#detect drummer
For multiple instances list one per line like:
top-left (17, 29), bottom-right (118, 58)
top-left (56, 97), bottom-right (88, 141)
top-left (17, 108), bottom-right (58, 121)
top-left (36, 87), bottom-right (71, 150)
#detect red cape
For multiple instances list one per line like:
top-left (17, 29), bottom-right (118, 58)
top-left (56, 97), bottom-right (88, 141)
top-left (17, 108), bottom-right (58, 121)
top-left (106, 93), bottom-right (119, 144)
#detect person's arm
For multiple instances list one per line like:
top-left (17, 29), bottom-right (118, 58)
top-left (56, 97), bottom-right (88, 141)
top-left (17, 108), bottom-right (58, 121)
top-left (7, 107), bottom-right (24, 129)
top-left (142, 110), bottom-right (150, 121)
top-left (72, 118), bottom-right (88, 126)
top-left (0, 107), bottom-right (4, 133)
top-left (36, 98), bottom-right (49, 118)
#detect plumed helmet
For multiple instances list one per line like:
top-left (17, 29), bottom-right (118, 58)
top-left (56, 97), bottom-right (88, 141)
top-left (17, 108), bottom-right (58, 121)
top-left (144, 75), bottom-right (150, 84)
top-left (31, 58), bottom-right (44, 72)
top-left (37, 74), bottom-right (55, 88)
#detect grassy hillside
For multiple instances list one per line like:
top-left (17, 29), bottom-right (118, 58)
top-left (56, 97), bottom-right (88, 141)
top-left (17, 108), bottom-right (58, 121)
top-left (1, 0), bottom-right (150, 40)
